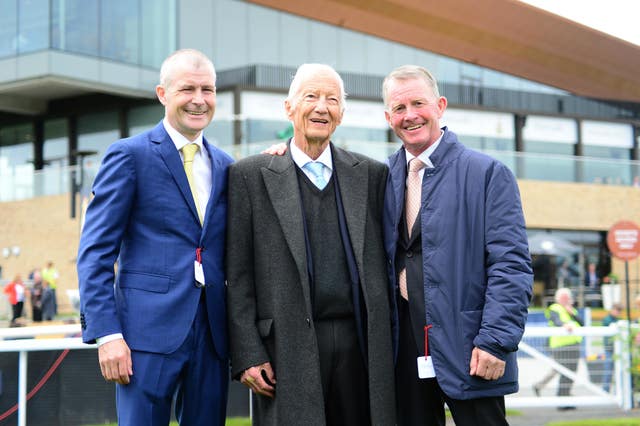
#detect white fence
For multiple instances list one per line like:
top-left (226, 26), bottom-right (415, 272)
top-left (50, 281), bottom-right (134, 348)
top-left (509, 323), bottom-right (635, 410)
top-left (0, 324), bottom-right (91, 426)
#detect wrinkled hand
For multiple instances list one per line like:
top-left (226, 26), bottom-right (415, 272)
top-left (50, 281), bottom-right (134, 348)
top-left (98, 338), bottom-right (133, 385)
top-left (262, 143), bottom-right (287, 156)
top-left (241, 362), bottom-right (276, 398)
top-left (469, 347), bottom-right (505, 381)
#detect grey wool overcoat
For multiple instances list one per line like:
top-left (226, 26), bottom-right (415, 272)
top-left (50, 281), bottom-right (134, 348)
top-left (226, 143), bottom-right (396, 425)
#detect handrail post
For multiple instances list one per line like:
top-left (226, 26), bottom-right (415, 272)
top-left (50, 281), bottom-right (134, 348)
top-left (18, 350), bottom-right (27, 426)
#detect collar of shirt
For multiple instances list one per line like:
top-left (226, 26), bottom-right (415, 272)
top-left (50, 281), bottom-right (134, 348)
top-left (163, 118), bottom-right (205, 156)
top-left (404, 130), bottom-right (443, 170)
top-left (290, 139), bottom-right (333, 182)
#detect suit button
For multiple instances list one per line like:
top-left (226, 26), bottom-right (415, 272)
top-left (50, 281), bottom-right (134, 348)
top-left (406, 250), bottom-right (413, 258)
top-left (306, 318), bottom-right (311, 327)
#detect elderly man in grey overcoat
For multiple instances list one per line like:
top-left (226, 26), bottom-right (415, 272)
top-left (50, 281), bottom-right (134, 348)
top-left (226, 63), bottom-right (396, 425)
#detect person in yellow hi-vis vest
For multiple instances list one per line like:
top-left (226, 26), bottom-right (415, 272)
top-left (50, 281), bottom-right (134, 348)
top-left (41, 261), bottom-right (59, 316)
top-left (533, 287), bottom-right (583, 410)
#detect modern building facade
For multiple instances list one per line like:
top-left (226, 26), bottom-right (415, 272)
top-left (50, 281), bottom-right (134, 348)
top-left (1, 0), bottom-right (639, 312)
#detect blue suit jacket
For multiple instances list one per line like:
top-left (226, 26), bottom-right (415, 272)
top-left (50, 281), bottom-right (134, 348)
top-left (383, 127), bottom-right (533, 399)
top-left (78, 121), bottom-right (233, 358)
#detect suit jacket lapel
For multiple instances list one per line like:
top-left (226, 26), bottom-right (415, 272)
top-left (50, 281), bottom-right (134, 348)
top-left (153, 123), bottom-right (201, 225)
top-left (201, 138), bottom-right (218, 232)
top-left (262, 152), bottom-right (312, 309)
top-left (332, 145), bottom-right (367, 276)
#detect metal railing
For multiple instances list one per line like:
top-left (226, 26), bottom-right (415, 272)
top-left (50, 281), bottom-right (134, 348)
top-left (2, 142), bottom-right (639, 203)
top-left (0, 324), bottom-right (90, 426)
top-left (510, 323), bottom-right (635, 410)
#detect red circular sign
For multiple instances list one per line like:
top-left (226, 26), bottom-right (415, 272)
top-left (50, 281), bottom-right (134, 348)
top-left (607, 220), bottom-right (640, 261)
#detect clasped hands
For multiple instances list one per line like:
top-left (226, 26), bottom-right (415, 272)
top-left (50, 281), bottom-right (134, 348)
top-left (241, 361), bottom-right (277, 398)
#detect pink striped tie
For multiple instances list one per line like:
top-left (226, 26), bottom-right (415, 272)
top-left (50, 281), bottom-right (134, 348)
top-left (399, 158), bottom-right (425, 300)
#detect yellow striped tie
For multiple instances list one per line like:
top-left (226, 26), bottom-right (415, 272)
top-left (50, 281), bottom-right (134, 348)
top-left (181, 143), bottom-right (204, 225)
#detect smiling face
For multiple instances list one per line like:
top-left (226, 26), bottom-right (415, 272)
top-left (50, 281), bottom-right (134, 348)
top-left (384, 77), bottom-right (447, 157)
top-left (156, 61), bottom-right (216, 141)
top-left (285, 69), bottom-right (344, 153)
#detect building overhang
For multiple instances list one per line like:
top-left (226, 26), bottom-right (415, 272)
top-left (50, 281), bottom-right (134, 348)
top-left (246, 0), bottom-right (640, 104)
top-left (0, 51), bottom-right (157, 115)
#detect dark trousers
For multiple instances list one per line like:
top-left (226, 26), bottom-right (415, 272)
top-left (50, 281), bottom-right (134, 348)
top-left (396, 300), bottom-right (508, 426)
top-left (32, 306), bottom-right (42, 322)
top-left (553, 345), bottom-right (580, 396)
top-left (11, 301), bottom-right (23, 322)
top-left (116, 293), bottom-right (228, 426)
top-left (315, 318), bottom-right (370, 426)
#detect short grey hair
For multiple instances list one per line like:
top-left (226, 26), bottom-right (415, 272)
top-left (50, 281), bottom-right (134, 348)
top-left (382, 65), bottom-right (440, 109)
top-left (159, 49), bottom-right (216, 88)
top-left (554, 287), bottom-right (573, 303)
top-left (286, 63), bottom-right (347, 112)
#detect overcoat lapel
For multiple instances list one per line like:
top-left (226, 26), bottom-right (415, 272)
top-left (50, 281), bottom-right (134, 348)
top-left (332, 146), bottom-right (368, 278)
top-left (262, 152), bottom-right (312, 312)
top-left (388, 148), bottom-right (407, 227)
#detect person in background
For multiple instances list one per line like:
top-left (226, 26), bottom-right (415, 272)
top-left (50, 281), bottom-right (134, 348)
top-left (41, 279), bottom-right (56, 321)
top-left (77, 49), bottom-right (232, 426)
top-left (382, 65), bottom-right (533, 426)
top-left (226, 63), bottom-right (396, 425)
top-left (41, 261), bottom-right (59, 315)
top-left (30, 270), bottom-right (44, 322)
top-left (533, 288), bottom-right (583, 410)
top-left (601, 302), bottom-right (623, 392)
top-left (3, 274), bottom-right (26, 325)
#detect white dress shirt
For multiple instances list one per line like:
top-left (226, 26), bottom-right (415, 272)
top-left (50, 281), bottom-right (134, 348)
top-left (404, 130), bottom-right (444, 179)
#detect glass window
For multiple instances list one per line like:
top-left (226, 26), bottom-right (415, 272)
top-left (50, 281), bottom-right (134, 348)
top-left (0, 0), bottom-right (17, 58)
top-left (128, 104), bottom-right (164, 136)
top-left (0, 123), bottom-right (34, 166)
top-left (17, 0), bottom-right (49, 53)
top-left (582, 146), bottom-right (632, 185)
top-left (464, 136), bottom-right (515, 152)
top-left (244, 119), bottom-right (290, 144)
top-left (0, 123), bottom-right (34, 201)
top-left (100, 0), bottom-right (139, 64)
top-left (206, 91), bottom-right (234, 155)
top-left (52, 0), bottom-right (99, 56)
top-left (140, 0), bottom-right (176, 68)
top-left (43, 118), bottom-right (68, 167)
top-left (78, 111), bottom-right (119, 161)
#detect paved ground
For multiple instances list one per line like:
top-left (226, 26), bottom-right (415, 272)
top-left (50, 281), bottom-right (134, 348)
top-left (443, 406), bottom-right (640, 425)
top-left (505, 406), bottom-right (640, 426)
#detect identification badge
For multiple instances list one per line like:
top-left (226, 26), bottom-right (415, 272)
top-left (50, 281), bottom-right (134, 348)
top-left (194, 260), bottom-right (205, 285)
top-left (417, 356), bottom-right (436, 379)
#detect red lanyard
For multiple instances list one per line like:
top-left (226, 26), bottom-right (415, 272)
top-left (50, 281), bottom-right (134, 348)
top-left (196, 247), bottom-right (203, 264)
top-left (424, 324), bottom-right (433, 358)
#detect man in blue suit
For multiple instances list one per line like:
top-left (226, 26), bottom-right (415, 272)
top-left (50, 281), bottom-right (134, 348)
top-left (77, 49), bottom-right (232, 425)
top-left (383, 65), bottom-right (532, 426)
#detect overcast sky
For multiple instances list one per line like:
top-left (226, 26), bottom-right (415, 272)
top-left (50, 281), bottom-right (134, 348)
top-left (519, 0), bottom-right (640, 46)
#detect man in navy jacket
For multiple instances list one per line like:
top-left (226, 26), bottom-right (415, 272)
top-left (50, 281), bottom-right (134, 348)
top-left (383, 65), bottom-right (533, 426)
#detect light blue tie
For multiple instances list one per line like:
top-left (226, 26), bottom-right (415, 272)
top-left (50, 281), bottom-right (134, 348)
top-left (304, 162), bottom-right (328, 189)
